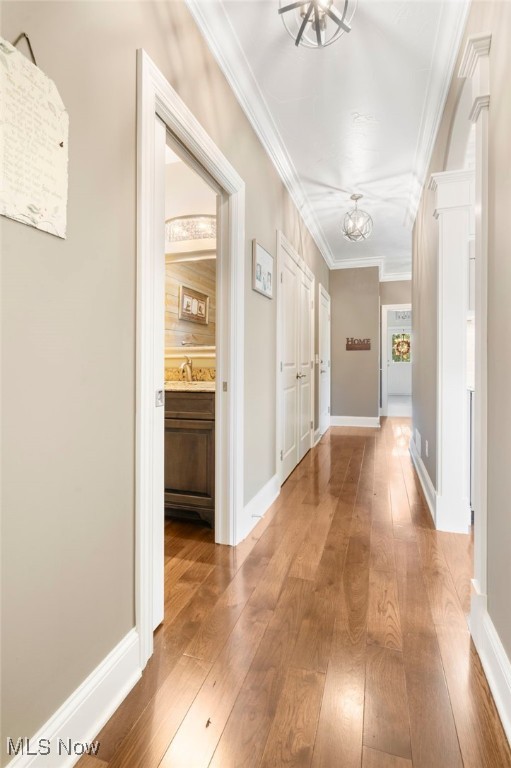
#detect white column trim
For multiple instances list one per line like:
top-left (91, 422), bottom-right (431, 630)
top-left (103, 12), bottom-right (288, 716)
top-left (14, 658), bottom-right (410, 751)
top-left (429, 170), bottom-right (474, 533)
top-left (458, 33), bottom-right (491, 600)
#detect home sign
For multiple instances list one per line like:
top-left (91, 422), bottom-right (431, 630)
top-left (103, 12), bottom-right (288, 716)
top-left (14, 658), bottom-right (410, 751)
top-left (346, 337), bottom-right (371, 351)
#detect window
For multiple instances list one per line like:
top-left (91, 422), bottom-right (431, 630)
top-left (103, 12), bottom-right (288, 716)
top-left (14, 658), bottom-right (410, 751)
top-left (392, 333), bottom-right (411, 363)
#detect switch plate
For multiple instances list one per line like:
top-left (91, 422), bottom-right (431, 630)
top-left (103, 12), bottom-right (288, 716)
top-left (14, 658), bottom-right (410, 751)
top-left (155, 389), bottom-right (164, 407)
top-left (425, 440), bottom-right (429, 457)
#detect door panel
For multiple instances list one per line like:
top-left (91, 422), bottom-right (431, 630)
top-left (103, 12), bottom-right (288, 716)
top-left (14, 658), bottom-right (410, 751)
top-left (319, 287), bottom-right (331, 435)
top-left (298, 270), bottom-right (312, 461)
top-left (280, 240), bottom-right (313, 479)
top-left (281, 251), bottom-right (300, 480)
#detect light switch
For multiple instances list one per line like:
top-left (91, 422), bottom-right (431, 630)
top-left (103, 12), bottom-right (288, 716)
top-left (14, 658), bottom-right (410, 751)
top-left (155, 389), bottom-right (164, 407)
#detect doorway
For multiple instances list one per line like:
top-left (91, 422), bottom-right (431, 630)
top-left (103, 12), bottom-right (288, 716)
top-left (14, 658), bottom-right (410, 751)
top-left (136, 50), bottom-right (245, 668)
top-left (163, 139), bottom-right (218, 530)
top-left (381, 304), bottom-right (412, 417)
top-left (277, 232), bottom-right (315, 483)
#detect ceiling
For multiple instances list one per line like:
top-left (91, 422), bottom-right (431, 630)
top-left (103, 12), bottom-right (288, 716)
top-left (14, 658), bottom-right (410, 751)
top-left (186, 0), bottom-right (470, 279)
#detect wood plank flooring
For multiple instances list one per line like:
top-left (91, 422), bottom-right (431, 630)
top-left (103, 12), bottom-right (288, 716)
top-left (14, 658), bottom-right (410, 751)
top-left (80, 418), bottom-right (511, 768)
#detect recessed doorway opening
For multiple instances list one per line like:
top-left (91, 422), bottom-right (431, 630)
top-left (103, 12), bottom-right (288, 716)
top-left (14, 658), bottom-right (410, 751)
top-left (381, 304), bottom-right (412, 418)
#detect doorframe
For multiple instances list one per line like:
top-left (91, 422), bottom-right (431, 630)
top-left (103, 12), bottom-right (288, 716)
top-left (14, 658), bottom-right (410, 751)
top-left (136, 50), bottom-right (245, 669)
top-left (276, 231), bottom-right (315, 485)
top-left (381, 303), bottom-right (412, 416)
top-left (318, 283), bottom-right (331, 436)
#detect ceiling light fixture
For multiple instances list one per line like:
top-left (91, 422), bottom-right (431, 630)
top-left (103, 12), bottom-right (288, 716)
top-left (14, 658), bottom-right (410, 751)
top-left (278, 0), bottom-right (356, 48)
top-left (342, 194), bottom-right (373, 242)
top-left (166, 214), bottom-right (216, 243)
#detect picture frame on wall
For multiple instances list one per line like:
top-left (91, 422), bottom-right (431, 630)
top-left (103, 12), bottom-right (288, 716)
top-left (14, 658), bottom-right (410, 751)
top-left (178, 285), bottom-right (209, 325)
top-left (252, 240), bottom-right (274, 299)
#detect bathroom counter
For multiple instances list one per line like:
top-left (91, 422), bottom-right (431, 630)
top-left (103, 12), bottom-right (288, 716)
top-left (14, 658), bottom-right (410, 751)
top-left (164, 381), bottom-right (216, 392)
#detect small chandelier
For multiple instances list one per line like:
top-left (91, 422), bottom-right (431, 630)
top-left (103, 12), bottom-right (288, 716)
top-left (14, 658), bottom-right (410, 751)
top-left (166, 215), bottom-right (216, 243)
top-left (342, 194), bottom-right (373, 242)
top-left (278, 0), bottom-right (356, 49)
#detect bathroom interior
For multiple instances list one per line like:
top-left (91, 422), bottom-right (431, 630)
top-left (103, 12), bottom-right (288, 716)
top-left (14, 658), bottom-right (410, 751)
top-left (163, 141), bottom-right (217, 532)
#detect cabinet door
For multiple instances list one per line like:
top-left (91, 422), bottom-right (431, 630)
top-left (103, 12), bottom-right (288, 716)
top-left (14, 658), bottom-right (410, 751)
top-left (164, 418), bottom-right (215, 525)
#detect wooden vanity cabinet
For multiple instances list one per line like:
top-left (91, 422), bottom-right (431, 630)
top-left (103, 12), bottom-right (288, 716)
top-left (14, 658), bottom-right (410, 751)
top-left (164, 391), bottom-right (215, 527)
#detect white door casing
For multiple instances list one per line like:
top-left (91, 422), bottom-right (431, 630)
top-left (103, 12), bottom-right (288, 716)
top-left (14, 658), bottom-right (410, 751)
top-left (152, 115), bottom-right (166, 632)
top-left (319, 285), bottom-right (331, 436)
top-left (277, 232), bottom-right (314, 483)
top-left (136, 50), bottom-right (245, 670)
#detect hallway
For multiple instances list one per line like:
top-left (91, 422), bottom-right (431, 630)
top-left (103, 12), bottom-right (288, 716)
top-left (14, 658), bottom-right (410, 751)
top-left (85, 419), bottom-right (511, 768)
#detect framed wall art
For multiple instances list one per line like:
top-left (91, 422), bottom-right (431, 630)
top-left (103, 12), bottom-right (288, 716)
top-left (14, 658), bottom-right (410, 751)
top-left (178, 285), bottom-right (209, 325)
top-left (252, 240), bottom-right (274, 299)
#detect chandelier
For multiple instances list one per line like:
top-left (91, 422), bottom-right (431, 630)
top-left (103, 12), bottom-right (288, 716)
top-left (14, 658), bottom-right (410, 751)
top-left (342, 194), bottom-right (373, 242)
top-left (166, 215), bottom-right (216, 243)
top-left (278, 0), bottom-right (356, 48)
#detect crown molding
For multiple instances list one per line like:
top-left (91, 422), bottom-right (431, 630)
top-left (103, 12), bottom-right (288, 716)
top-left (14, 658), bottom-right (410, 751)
top-left (185, 0), bottom-right (335, 269)
top-left (329, 257), bottom-right (383, 273)
top-left (459, 33), bottom-right (492, 80)
top-left (469, 95), bottom-right (490, 124)
top-left (380, 272), bottom-right (412, 283)
top-left (429, 169), bottom-right (475, 192)
top-left (406, 0), bottom-right (471, 229)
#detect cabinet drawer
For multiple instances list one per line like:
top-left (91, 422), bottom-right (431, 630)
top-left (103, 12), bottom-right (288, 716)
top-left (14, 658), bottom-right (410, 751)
top-left (165, 391), bottom-right (215, 420)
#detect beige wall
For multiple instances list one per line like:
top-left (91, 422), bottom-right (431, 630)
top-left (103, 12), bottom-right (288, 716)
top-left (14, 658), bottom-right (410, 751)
top-left (412, 1), bottom-right (511, 658)
top-left (330, 268), bottom-right (380, 419)
top-left (380, 280), bottom-right (412, 306)
top-left (0, 1), bottom-right (328, 756)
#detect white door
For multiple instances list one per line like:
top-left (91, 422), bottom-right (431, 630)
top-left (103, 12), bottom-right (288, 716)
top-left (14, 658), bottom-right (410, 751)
top-left (280, 236), bottom-right (313, 481)
top-left (298, 268), bottom-right (313, 461)
top-left (387, 327), bottom-right (412, 395)
top-left (318, 285), bottom-right (331, 435)
top-left (281, 248), bottom-right (300, 480)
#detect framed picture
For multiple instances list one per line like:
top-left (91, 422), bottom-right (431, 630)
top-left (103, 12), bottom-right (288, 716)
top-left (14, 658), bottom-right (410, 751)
top-left (178, 285), bottom-right (210, 325)
top-left (252, 240), bottom-right (274, 299)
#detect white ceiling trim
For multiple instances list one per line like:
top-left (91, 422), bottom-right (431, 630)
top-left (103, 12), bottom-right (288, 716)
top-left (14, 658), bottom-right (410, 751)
top-left (380, 272), bottom-right (412, 283)
top-left (185, 0), bottom-right (335, 268)
top-left (329, 258), bottom-right (411, 284)
top-left (406, 0), bottom-right (471, 228)
top-left (329, 257), bottom-right (383, 273)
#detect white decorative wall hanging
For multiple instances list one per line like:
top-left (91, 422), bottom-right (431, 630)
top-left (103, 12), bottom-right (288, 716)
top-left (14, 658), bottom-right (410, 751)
top-left (0, 36), bottom-right (69, 238)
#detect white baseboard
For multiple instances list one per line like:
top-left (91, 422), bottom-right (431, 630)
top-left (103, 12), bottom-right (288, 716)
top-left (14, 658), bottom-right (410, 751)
top-left (6, 629), bottom-right (141, 768)
top-left (409, 436), bottom-right (436, 524)
top-left (470, 590), bottom-right (511, 746)
top-left (237, 473), bottom-right (280, 543)
top-left (313, 428), bottom-right (322, 446)
top-left (330, 415), bottom-right (380, 428)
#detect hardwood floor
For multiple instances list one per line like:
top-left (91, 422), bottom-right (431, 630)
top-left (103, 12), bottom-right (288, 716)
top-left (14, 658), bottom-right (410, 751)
top-left (80, 418), bottom-right (511, 768)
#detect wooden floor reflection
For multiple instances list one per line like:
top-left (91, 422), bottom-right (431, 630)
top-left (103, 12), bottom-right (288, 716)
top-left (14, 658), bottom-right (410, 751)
top-left (81, 418), bottom-right (511, 768)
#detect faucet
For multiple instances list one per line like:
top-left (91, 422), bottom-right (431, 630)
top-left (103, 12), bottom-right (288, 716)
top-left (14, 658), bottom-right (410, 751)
top-left (180, 356), bottom-right (193, 382)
